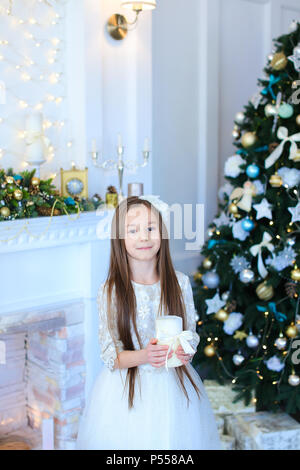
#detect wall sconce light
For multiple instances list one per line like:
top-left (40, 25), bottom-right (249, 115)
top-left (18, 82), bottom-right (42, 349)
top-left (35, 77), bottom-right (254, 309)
top-left (107, 1), bottom-right (156, 41)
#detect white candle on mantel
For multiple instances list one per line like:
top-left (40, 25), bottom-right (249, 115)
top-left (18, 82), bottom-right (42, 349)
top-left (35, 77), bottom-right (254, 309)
top-left (144, 137), bottom-right (149, 152)
top-left (42, 416), bottom-right (54, 450)
top-left (25, 112), bottom-right (43, 133)
top-left (117, 133), bottom-right (122, 149)
top-left (91, 139), bottom-right (97, 152)
top-left (155, 315), bottom-right (183, 368)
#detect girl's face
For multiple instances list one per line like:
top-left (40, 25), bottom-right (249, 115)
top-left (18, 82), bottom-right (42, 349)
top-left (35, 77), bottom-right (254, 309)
top-left (124, 204), bottom-right (161, 261)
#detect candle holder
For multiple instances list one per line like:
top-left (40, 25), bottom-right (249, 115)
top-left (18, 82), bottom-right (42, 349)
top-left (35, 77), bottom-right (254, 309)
top-left (90, 143), bottom-right (150, 203)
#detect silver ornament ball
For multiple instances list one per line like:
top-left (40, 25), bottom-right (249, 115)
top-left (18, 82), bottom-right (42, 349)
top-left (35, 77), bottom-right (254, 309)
top-left (235, 112), bottom-right (245, 125)
top-left (221, 291), bottom-right (230, 302)
top-left (233, 353), bottom-right (245, 366)
top-left (274, 337), bottom-right (287, 350)
top-left (288, 374), bottom-right (300, 387)
top-left (202, 271), bottom-right (220, 289)
top-left (239, 269), bottom-right (255, 284)
top-left (246, 334), bottom-right (259, 348)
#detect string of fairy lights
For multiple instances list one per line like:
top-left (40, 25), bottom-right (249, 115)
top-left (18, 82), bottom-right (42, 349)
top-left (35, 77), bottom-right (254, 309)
top-left (0, 0), bottom-right (72, 180)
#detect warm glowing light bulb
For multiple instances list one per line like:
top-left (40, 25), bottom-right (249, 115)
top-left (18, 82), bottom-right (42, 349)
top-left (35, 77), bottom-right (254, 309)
top-left (29, 18), bottom-right (37, 25)
top-left (19, 100), bottom-right (28, 108)
top-left (36, 42), bottom-right (41, 47)
top-left (18, 131), bottom-right (27, 139)
top-left (51, 38), bottom-right (60, 46)
top-left (35, 103), bottom-right (43, 111)
top-left (47, 94), bottom-right (55, 101)
top-left (21, 72), bottom-right (31, 81)
top-left (55, 97), bottom-right (62, 104)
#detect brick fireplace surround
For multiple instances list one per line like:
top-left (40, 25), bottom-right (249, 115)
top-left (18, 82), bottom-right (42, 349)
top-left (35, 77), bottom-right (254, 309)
top-left (0, 209), bottom-right (113, 450)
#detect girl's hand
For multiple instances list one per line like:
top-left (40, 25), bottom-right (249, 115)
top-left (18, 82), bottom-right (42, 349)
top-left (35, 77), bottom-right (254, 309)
top-left (145, 338), bottom-right (173, 368)
top-left (175, 344), bottom-right (194, 366)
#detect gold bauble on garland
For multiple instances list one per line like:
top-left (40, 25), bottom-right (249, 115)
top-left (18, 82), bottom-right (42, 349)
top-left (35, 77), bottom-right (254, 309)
top-left (229, 202), bottom-right (239, 215)
top-left (193, 272), bottom-right (202, 282)
top-left (0, 206), bottom-right (10, 217)
top-left (31, 177), bottom-right (40, 187)
top-left (271, 51), bottom-right (288, 70)
top-left (286, 324), bottom-right (298, 339)
top-left (296, 115), bottom-right (300, 127)
top-left (204, 344), bottom-right (216, 357)
top-left (269, 173), bottom-right (282, 188)
top-left (290, 149), bottom-right (300, 163)
top-left (13, 189), bottom-right (23, 201)
top-left (203, 257), bottom-right (213, 270)
top-left (215, 308), bottom-right (229, 322)
top-left (241, 132), bottom-right (257, 148)
top-left (291, 268), bottom-right (300, 282)
top-left (5, 176), bottom-right (14, 185)
top-left (256, 280), bottom-right (274, 301)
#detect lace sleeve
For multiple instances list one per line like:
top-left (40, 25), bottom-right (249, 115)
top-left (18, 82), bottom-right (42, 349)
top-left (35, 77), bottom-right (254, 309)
top-left (97, 283), bottom-right (124, 371)
top-left (182, 274), bottom-right (200, 354)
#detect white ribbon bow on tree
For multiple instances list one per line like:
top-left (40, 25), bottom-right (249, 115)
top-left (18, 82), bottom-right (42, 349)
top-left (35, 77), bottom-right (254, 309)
top-left (249, 232), bottom-right (275, 279)
top-left (265, 126), bottom-right (300, 169)
top-left (229, 181), bottom-right (257, 212)
top-left (162, 330), bottom-right (196, 372)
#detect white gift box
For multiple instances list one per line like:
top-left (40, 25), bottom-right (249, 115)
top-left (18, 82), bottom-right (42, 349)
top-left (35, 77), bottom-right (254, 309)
top-left (224, 411), bottom-right (300, 450)
top-left (203, 380), bottom-right (255, 415)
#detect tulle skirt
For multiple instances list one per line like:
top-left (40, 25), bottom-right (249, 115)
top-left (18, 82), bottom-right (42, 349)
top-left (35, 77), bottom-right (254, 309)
top-left (75, 362), bottom-right (222, 450)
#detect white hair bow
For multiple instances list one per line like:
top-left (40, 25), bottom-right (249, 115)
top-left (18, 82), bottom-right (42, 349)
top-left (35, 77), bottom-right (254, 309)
top-left (139, 194), bottom-right (170, 235)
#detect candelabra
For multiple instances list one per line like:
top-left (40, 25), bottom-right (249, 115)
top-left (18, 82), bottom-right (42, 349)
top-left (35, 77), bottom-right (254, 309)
top-left (90, 136), bottom-right (150, 203)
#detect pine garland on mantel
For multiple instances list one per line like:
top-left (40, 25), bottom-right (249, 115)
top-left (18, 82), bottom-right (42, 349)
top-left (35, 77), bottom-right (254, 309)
top-left (0, 167), bottom-right (104, 222)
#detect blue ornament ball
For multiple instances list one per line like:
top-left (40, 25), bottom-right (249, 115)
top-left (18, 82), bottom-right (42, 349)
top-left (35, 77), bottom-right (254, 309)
top-left (278, 103), bottom-right (294, 119)
top-left (202, 271), bottom-right (220, 289)
top-left (242, 218), bottom-right (255, 232)
top-left (246, 164), bottom-right (260, 179)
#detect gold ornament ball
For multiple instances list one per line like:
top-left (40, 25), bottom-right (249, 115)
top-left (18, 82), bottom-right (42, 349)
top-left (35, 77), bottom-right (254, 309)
top-left (229, 203), bottom-right (238, 215)
top-left (204, 344), bottom-right (216, 357)
top-left (271, 51), bottom-right (288, 71)
top-left (232, 129), bottom-right (241, 140)
top-left (5, 176), bottom-right (14, 185)
top-left (203, 257), bottom-right (213, 270)
top-left (193, 272), bottom-right (202, 282)
top-left (241, 132), bottom-right (257, 149)
top-left (215, 308), bottom-right (229, 322)
top-left (291, 268), bottom-right (300, 282)
top-left (269, 173), bottom-right (282, 188)
top-left (290, 149), bottom-right (300, 163)
top-left (13, 189), bottom-right (23, 201)
top-left (286, 324), bottom-right (298, 339)
top-left (0, 206), bottom-right (10, 217)
top-left (31, 177), bottom-right (40, 187)
top-left (256, 281), bottom-right (274, 301)
top-left (296, 115), bottom-right (300, 127)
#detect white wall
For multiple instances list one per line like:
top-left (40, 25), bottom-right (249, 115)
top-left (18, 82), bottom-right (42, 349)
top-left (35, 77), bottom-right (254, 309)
top-left (152, 0), bottom-right (300, 275)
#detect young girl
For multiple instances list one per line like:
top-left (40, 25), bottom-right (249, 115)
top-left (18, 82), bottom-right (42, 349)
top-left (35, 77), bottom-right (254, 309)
top-left (75, 195), bottom-right (221, 450)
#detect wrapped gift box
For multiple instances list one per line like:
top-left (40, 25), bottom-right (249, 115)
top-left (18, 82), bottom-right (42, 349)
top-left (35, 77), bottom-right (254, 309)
top-left (224, 411), bottom-right (300, 450)
top-left (220, 434), bottom-right (236, 450)
top-left (203, 380), bottom-right (255, 415)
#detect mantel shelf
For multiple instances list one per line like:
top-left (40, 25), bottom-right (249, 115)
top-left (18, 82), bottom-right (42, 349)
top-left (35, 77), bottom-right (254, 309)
top-left (0, 208), bottom-right (115, 254)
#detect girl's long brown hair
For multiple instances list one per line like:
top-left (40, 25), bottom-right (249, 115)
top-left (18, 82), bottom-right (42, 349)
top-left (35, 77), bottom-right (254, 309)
top-left (103, 196), bottom-right (201, 409)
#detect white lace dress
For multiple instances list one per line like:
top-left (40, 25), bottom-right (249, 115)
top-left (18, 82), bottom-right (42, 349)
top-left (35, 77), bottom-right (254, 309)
top-left (75, 270), bottom-right (221, 450)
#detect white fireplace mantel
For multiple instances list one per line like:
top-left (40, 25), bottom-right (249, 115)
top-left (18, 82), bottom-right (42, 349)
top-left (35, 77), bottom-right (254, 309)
top-left (0, 208), bottom-right (114, 254)
top-left (1, 208), bottom-right (115, 395)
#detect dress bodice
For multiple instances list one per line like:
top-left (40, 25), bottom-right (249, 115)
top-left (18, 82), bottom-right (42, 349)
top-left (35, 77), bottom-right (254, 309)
top-left (97, 270), bottom-right (200, 372)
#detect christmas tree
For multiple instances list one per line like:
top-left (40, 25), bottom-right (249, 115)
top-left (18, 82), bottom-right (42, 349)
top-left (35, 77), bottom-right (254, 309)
top-left (193, 20), bottom-right (300, 417)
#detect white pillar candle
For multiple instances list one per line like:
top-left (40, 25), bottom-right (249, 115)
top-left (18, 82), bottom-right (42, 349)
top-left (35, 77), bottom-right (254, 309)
top-left (25, 112), bottom-right (43, 133)
top-left (25, 140), bottom-right (45, 164)
top-left (155, 315), bottom-right (183, 368)
top-left (117, 133), bottom-right (122, 148)
top-left (144, 137), bottom-right (149, 152)
top-left (42, 416), bottom-right (54, 450)
top-left (91, 139), bottom-right (97, 152)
